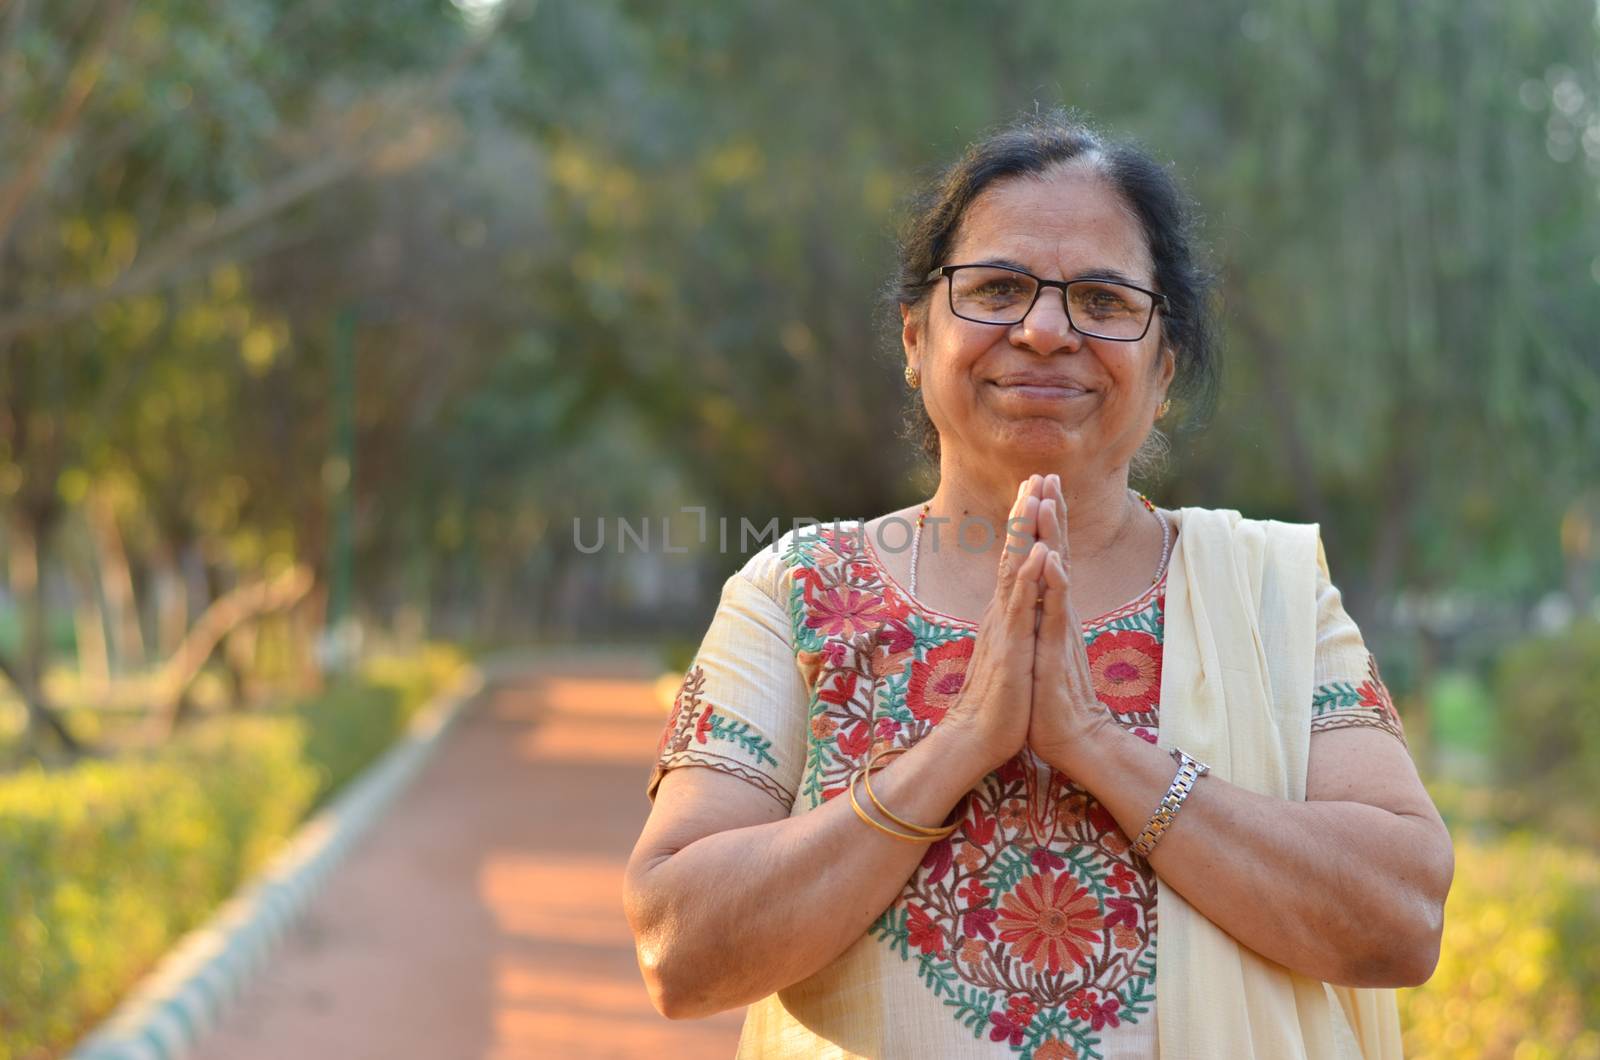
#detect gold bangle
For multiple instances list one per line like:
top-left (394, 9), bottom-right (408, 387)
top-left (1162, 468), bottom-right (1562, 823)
top-left (848, 767), bottom-right (939, 843)
top-left (861, 746), bottom-right (963, 838)
top-left (1130, 747), bottom-right (1210, 858)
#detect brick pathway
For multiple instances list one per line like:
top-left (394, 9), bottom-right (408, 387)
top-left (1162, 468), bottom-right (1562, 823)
top-left (191, 649), bottom-right (743, 1059)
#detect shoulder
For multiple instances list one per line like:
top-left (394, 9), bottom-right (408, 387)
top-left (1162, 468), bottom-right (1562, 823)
top-left (1174, 506), bottom-right (1327, 588)
top-left (1176, 506), bottom-right (1321, 549)
top-left (728, 520), bottom-right (865, 605)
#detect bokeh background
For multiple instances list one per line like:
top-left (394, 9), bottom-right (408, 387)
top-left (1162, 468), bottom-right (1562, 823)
top-left (2, 1), bottom-right (1597, 1057)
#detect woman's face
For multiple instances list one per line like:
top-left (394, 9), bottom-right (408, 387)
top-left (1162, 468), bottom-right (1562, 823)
top-left (902, 163), bottom-right (1176, 479)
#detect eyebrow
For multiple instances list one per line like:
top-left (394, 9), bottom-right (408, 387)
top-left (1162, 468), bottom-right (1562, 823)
top-left (970, 257), bottom-right (1147, 288)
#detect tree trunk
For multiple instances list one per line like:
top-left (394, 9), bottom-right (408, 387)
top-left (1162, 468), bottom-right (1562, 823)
top-left (4, 508), bottom-right (83, 754)
top-left (86, 485), bottom-right (145, 672)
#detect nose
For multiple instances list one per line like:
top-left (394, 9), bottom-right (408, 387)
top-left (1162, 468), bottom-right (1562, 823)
top-left (1011, 285), bottom-right (1085, 354)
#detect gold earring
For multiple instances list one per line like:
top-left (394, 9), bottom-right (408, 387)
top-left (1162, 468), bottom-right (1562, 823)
top-left (1157, 399), bottom-right (1171, 418)
top-left (905, 365), bottom-right (921, 389)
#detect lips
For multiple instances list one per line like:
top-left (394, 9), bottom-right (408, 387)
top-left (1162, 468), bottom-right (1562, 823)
top-left (989, 373), bottom-right (1093, 392)
top-left (988, 374), bottom-right (1094, 399)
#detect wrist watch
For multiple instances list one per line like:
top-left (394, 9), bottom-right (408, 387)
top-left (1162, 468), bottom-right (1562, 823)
top-left (1130, 747), bottom-right (1210, 858)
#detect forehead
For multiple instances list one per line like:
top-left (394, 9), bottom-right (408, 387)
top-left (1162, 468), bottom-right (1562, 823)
top-left (949, 163), bottom-right (1152, 280)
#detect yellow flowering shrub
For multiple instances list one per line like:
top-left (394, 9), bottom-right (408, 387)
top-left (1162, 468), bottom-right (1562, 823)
top-left (1400, 828), bottom-right (1600, 1058)
top-left (0, 644), bottom-right (468, 1060)
top-left (0, 719), bottom-right (316, 1060)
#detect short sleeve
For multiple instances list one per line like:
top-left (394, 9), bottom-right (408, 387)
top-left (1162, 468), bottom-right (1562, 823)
top-left (1308, 534), bottom-right (1409, 748)
top-left (644, 542), bottom-right (809, 810)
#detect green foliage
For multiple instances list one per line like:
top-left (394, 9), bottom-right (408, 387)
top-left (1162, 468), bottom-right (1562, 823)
top-left (1400, 825), bottom-right (1600, 1058)
top-left (297, 644), bottom-right (467, 808)
top-left (1428, 669), bottom-right (1497, 757)
top-left (0, 645), bottom-right (466, 1059)
top-left (1492, 620), bottom-right (1600, 797)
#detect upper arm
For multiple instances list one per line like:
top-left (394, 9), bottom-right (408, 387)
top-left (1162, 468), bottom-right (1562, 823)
top-left (1303, 535), bottom-right (1452, 887)
top-left (630, 540), bottom-right (810, 867)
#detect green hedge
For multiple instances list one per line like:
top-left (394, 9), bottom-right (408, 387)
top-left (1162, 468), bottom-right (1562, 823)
top-left (0, 644), bottom-right (467, 1060)
top-left (0, 720), bottom-right (316, 1059)
top-left (296, 644), bottom-right (467, 809)
top-left (1493, 619), bottom-right (1600, 797)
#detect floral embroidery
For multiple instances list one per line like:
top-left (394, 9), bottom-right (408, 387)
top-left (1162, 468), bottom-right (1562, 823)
top-left (996, 873), bottom-right (1106, 973)
top-left (1085, 630), bottom-right (1161, 714)
top-left (906, 639), bottom-right (974, 724)
top-left (786, 525), bottom-right (1162, 1058)
top-left (806, 584), bottom-right (894, 639)
top-left (1312, 652), bottom-right (1408, 747)
top-left (651, 664), bottom-right (792, 807)
top-left (653, 520), bottom-right (1391, 1058)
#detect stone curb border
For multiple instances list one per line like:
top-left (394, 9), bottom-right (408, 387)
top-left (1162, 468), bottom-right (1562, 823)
top-left (69, 664), bottom-right (489, 1060)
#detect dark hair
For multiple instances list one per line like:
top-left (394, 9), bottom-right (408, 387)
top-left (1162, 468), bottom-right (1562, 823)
top-left (878, 107), bottom-right (1221, 479)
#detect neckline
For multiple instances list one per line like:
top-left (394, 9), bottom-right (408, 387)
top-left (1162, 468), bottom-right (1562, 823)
top-left (855, 518), bottom-right (1169, 632)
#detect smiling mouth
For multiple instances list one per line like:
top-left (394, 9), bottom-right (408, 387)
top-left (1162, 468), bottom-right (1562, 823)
top-left (987, 381), bottom-right (1094, 399)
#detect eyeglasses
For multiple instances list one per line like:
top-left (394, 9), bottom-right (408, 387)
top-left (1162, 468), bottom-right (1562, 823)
top-left (925, 263), bottom-right (1169, 341)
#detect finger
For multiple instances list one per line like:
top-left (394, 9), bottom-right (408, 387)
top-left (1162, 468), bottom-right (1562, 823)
top-left (1044, 474), bottom-right (1068, 555)
top-left (1003, 493), bottom-right (1040, 565)
top-left (1037, 496), bottom-right (1065, 559)
top-left (995, 479), bottom-right (1033, 588)
top-left (1005, 540), bottom-right (1048, 632)
top-left (1036, 550), bottom-right (1070, 683)
top-left (1052, 476), bottom-right (1072, 576)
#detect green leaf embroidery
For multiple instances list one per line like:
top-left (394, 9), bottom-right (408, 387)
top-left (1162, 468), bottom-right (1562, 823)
top-left (1312, 681), bottom-right (1363, 713)
top-left (706, 712), bottom-right (778, 766)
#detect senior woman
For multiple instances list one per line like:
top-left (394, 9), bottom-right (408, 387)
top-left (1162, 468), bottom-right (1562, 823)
top-left (624, 111), bottom-right (1452, 1059)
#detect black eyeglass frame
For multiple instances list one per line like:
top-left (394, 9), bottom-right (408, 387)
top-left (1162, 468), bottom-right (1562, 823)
top-left (924, 263), bottom-right (1171, 341)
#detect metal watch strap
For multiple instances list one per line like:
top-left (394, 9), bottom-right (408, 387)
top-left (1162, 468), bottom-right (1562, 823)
top-left (1130, 747), bottom-right (1210, 859)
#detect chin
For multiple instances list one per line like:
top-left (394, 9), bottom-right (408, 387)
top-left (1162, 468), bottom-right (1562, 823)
top-left (988, 419), bottom-right (1082, 460)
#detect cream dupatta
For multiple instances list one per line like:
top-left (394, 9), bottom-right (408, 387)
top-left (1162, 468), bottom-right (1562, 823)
top-left (1154, 507), bottom-right (1404, 1058)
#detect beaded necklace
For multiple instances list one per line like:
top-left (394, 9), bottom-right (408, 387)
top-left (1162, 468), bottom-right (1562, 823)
top-left (907, 488), bottom-right (1171, 601)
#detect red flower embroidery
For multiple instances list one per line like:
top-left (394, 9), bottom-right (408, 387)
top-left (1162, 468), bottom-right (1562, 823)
top-left (1086, 630), bottom-right (1161, 713)
top-left (1106, 863), bottom-right (1137, 894)
top-left (988, 1010), bottom-right (1027, 1047)
top-left (996, 874), bottom-right (1105, 974)
top-left (906, 639), bottom-right (973, 724)
top-left (1103, 896), bottom-right (1138, 930)
top-left (1031, 847), bottom-right (1067, 872)
top-left (906, 904), bottom-right (944, 955)
top-left (989, 993), bottom-right (1039, 1045)
top-left (964, 905), bottom-right (999, 941)
top-left (837, 719), bottom-right (872, 758)
top-left (1065, 986), bottom-right (1120, 1027)
top-left (962, 804), bottom-right (996, 846)
top-left (1358, 654), bottom-right (1406, 737)
top-left (818, 670), bottom-right (857, 707)
top-left (806, 585), bottom-right (891, 639)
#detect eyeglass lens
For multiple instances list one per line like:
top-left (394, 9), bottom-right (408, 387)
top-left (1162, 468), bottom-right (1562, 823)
top-left (947, 266), bottom-right (1154, 338)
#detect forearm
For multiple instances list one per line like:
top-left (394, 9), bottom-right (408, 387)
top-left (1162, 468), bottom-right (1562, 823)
top-left (1062, 723), bottom-right (1447, 987)
top-left (632, 721), bottom-right (993, 1018)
